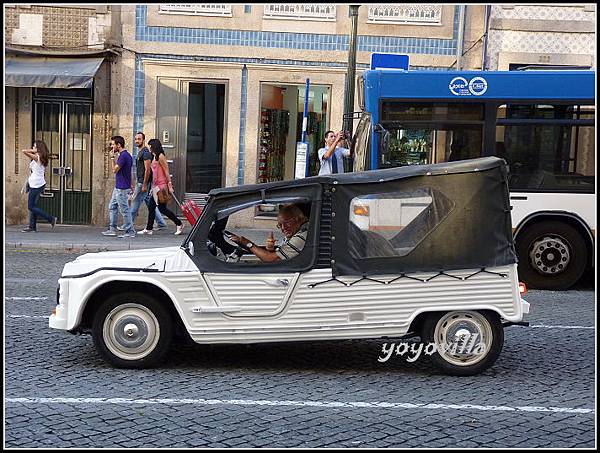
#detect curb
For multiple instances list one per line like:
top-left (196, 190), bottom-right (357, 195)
top-left (4, 242), bottom-right (180, 253)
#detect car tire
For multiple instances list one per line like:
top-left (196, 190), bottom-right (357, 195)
top-left (516, 221), bottom-right (588, 290)
top-left (421, 311), bottom-right (504, 376)
top-left (92, 292), bottom-right (173, 368)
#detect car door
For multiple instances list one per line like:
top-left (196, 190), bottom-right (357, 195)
top-left (185, 185), bottom-right (322, 319)
top-left (202, 271), bottom-right (300, 317)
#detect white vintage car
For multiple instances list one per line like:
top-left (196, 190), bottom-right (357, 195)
top-left (50, 157), bottom-right (529, 375)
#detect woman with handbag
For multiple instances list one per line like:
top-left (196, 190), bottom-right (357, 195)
top-left (21, 140), bottom-right (57, 232)
top-left (138, 138), bottom-right (184, 235)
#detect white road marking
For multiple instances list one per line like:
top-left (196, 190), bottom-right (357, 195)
top-left (4, 397), bottom-right (594, 415)
top-left (5, 297), bottom-right (49, 301)
top-left (529, 325), bottom-right (595, 330)
top-left (7, 315), bottom-right (50, 319)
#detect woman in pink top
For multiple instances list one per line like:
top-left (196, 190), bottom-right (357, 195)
top-left (138, 139), bottom-right (183, 235)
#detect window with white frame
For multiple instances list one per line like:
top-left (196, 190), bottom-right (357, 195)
top-left (263, 4), bottom-right (336, 21)
top-left (159, 5), bottom-right (232, 17)
top-left (367, 5), bottom-right (442, 25)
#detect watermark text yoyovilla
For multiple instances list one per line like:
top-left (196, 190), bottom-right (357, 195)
top-left (378, 334), bottom-right (487, 363)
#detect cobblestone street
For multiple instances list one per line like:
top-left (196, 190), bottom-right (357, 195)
top-left (4, 250), bottom-right (596, 448)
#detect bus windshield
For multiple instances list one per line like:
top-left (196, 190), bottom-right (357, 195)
top-left (352, 112), bottom-right (372, 172)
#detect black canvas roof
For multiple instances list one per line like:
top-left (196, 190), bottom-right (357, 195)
top-left (209, 157), bottom-right (506, 197)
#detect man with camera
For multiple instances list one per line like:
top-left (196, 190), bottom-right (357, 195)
top-left (318, 130), bottom-right (352, 175)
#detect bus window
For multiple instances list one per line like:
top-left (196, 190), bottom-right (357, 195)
top-left (381, 125), bottom-right (483, 168)
top-left (379, 102), bottom-right (484, 167)
top-left (496, 103), bottom-right (595, 192)
top-left (381, 102), bottom-right (484, 122)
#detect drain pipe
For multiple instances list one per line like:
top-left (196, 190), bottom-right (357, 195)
top-left (455, 5), bottom-right (466, 70)
top-left (481, 5), bottom-right (491, 70)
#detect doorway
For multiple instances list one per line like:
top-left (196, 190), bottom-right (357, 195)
top-left (157, 79), bottom-right (226, 211)
top-left (33, 89), bottom-right (93, 224)
top-left (185, 82), bottom-right (226, 195)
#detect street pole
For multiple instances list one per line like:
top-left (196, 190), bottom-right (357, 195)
top-left (343, 4), bottom-right (360, 135)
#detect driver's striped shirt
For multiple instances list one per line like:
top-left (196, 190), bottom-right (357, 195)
top-left (275, 223), bottom-right (308, 260)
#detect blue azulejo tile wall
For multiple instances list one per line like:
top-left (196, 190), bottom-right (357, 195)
top-left (135, 5), bottom-right (458, 56)
top-left (238, 65), bottom-right (248, 185)
top-left (132, 3), bottom-right (460, 184)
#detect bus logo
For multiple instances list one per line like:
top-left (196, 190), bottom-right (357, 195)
top-left (449, 76), bottom-right (488, 96)
top-left (449, 77), bottom-right (469, 96)
top-left (469, 77), bottom-right (488, 96)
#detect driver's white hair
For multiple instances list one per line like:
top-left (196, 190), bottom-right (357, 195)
top-left (278, 204), bottom-right (306, 222)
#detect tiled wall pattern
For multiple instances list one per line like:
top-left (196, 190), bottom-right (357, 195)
top-left (133, 54), bottom-right (145, 159)
top-left (487, 5), bottom-right (596, 70)
top-left (492, 5), bottom-right (596, 21)
top-left (132, 4), bottom-right (461, 172)
top-left (135, 5), bottom-right (459, 55)
top-left (4, 5), bottom-right (99, 47)
top-left (238, 65), bottom-right (248, 185)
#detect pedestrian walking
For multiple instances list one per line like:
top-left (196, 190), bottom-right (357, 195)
top-left (127, 132), bottom-right (167, 230)
top-left (21, 140), bottom-right (57, 232)
top-left (137, 138), bottom-right (184, 236)
top-left (102, 136), bottom-right (136, 238)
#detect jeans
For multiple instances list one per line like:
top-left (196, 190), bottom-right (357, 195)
top-left (130, 182), bottom-right (166, 227)
top-left (146, 192), bottom-right (182, 230)
top-left (28, 184), bottom-right (54, 229)
top-left (108, 188), bottom-right (134, 234)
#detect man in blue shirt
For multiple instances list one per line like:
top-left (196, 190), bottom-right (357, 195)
top-left (102, 135), bottom-right (135, 238)
top-left (318, 130), bottom-right (352, 175)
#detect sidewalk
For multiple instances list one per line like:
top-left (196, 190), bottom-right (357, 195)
top-left (5, 224), bottom-right (276, 253)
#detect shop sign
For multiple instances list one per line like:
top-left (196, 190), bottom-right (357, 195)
top-left (294, 142), bottom-right (309, 179)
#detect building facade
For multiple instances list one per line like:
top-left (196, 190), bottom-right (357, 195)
top-left (5, 4), bottom-right (117, 225)
top-left (4, 4), bottom-right (595, 228)
top-left (116, 4), bottom-right (485, 229)
top-left (485, 4), bottom-right (596, 70)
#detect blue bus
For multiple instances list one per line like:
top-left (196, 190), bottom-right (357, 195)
top-left (351, 69), bottom-right (595, 290)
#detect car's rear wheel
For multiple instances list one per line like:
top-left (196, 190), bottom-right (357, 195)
top-left (421, 311), bottom-right (503, 376)
top-left (92, 292), bottom-right (173, 368)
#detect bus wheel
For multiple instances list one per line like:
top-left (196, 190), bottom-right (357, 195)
top-left (421, 311), bottom-right (504, 376)
top-left (92, 292), bottom-right (173, 368)
top-left (516, 221), bottom-right (587, 290)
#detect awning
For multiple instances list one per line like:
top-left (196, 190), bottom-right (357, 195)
top-left (5, 56), bottom-right (104, 89)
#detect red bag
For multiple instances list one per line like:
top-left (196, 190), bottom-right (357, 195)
top-left (172, 194), bottom-right (203, 226)
top-left (181, 199), bottom-right (203, 226)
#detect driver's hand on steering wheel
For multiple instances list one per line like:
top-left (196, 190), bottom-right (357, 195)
top-left (228, 234), bottom-right (247, 245)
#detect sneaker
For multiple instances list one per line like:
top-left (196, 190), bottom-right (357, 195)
top-left (137, 229), bottom-right (153, 235)
top-left (101, 229), bottom-right (117, 236)
top-left (174, 224), bottom-right (184, 235)
top-left (21, 226), bottom-right (36, 233)
top-left (119, 231), bottom-right (136, 238)
top-left (156, 224), bottom-right (167, 230)
top-left (51, 217), bottom-right (57, 229)
top-left (116, 225), bottom-right (126, 231)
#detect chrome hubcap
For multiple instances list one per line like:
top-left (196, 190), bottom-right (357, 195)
top-left (435, 312), bottom-right (492, 366)
top-left (529, 236), bottom-right (570, 275)
top-left (103, 303), bottom-right (160, 361)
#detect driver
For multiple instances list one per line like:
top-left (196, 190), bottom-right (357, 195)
top-left (228, 204), bottom-right (308, 262)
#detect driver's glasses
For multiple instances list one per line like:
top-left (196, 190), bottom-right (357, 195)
top-left (277, 218), bottom-right (295, 229)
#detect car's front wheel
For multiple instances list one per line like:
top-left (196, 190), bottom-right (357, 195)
top-left (421, 311), bottom-right (504, 376)
top-left (92, 292), bottom-right (173, 368)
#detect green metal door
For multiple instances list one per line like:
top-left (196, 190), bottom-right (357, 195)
top-left (34, 99), bottom-right (92, 224)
